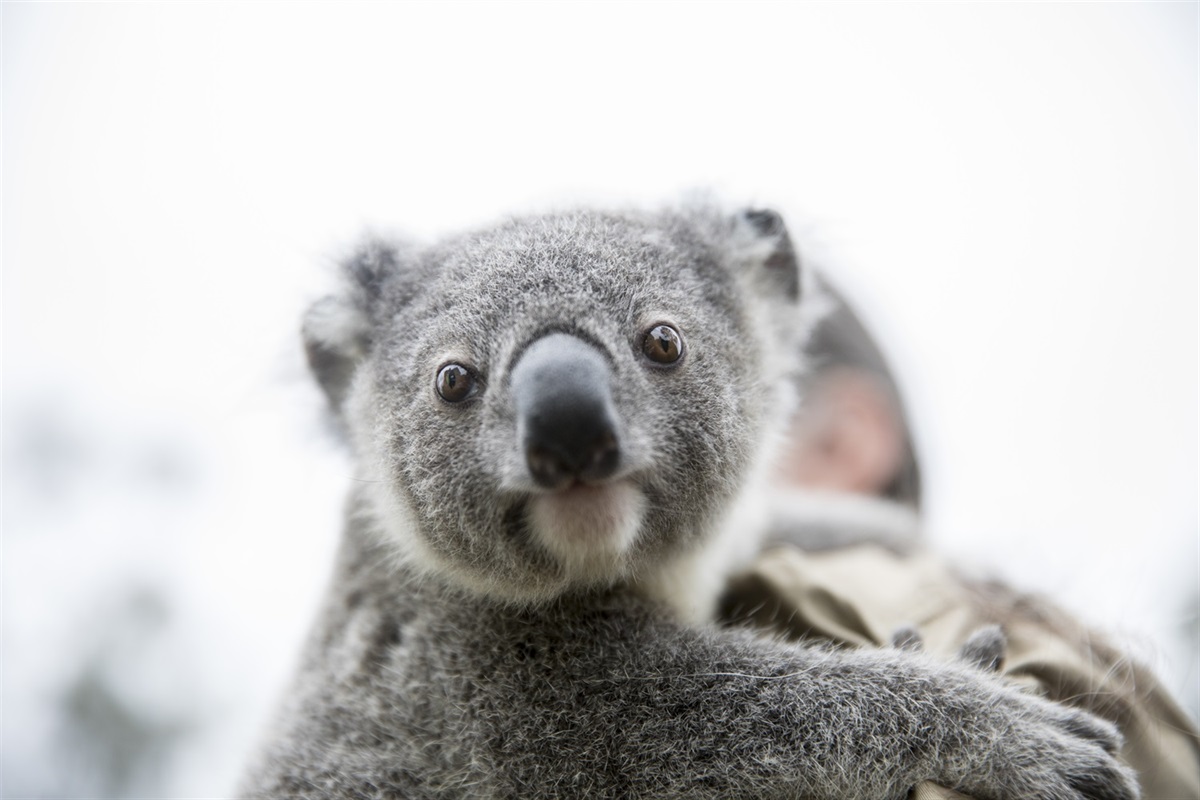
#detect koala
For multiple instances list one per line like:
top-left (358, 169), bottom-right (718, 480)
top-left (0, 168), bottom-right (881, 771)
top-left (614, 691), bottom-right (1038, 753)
top-left (241, 206), bottom-right (1139, 800)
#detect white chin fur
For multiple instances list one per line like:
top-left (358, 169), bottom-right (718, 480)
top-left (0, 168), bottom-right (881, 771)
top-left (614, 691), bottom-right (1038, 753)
top-left (527, 480), bottom-right (645, 586)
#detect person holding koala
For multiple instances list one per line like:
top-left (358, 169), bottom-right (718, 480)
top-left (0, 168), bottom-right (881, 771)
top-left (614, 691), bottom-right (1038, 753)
top-left (734, 278), bottom-right (1200, 799)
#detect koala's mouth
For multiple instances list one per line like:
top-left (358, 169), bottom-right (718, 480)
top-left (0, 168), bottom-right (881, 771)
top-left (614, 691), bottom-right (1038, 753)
top-left (551, 481), bottom-right (620, 502)
top-left (525, 479), bottom-right (646, 578)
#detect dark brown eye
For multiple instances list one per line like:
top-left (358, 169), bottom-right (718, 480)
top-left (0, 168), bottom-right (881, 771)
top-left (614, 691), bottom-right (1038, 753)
top-left (641, 324), bottom-right (683, 365)
top-left (436, 363), bottom-right (476, 402)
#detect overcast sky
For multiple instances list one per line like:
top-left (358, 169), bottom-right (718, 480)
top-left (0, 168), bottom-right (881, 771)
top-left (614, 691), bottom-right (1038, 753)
top-left (4, 3), bottom-right (1197, 796)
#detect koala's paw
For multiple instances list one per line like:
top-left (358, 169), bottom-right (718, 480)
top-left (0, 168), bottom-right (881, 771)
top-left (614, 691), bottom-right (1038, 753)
top-left (953, 684), bottom-right (1139, 800)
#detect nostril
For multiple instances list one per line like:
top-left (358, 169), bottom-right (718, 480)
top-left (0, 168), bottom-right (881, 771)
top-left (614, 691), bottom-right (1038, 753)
top-left (526, 445), bottom-right (571, 490)
top-left (580, 433), bottom-right (620, 483)
top-left (526, 432), bottom-right (622, 489)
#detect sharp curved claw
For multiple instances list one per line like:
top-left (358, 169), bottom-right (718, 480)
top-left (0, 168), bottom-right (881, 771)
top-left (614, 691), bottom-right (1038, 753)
top-left (890, 624), bottom-right (924, 652)
top-left (957, 624), bottom-right (1006, 673)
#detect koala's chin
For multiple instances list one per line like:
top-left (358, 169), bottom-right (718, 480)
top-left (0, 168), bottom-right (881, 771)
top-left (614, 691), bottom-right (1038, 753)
top-left (526, 480), bottom-right (647, 586)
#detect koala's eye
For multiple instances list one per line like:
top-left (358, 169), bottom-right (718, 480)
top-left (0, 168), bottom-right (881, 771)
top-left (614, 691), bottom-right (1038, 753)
top-left (436, 363), bottom-right (477, 402)
top-left (641, 324), bottom-right (684, 366)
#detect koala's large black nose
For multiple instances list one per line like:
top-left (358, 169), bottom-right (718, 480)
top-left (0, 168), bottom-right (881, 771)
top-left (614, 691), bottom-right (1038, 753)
top-left (510, 333), bottom-right (621, 490)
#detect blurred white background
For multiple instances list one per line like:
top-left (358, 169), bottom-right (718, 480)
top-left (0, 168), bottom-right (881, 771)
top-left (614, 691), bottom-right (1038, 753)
top-left (4, 3), bottom-right (1196, 797)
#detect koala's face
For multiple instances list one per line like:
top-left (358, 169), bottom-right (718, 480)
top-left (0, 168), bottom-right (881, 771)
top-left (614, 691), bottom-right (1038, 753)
top-left (307, 207), bottom-right (805, 603)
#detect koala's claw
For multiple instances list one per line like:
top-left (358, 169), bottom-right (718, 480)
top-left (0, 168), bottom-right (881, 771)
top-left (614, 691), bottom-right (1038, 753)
top-left (889, 623), bottom-right (924, 652)
top-left (1051, 704), bottom-right (1126, 755)
top-left (1066, 753), bottom-right (1142, 800)
top-left (956, 624), bottom-right (1006, 673)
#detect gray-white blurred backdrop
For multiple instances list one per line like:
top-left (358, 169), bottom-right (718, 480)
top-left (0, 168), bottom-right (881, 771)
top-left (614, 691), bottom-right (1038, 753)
top-left (4, 3), bottom-right (1197, 797)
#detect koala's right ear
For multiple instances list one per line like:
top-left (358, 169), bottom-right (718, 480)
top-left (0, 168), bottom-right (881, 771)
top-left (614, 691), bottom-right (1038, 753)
top-left (722, 207), bottom-right (802, 302)
top-left (302, 239), bottom-right (400, 412)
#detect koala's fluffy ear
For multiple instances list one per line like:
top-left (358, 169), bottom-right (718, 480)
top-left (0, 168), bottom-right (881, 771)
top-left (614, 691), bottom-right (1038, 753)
top-left (731, 208), bottom-right (801, 301)
top-left (302, 239), bottom-right (400, 412)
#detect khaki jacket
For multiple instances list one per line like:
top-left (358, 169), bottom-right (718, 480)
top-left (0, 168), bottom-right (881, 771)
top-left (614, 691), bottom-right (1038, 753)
top-left (720, 544), bottom-right (1200, 800)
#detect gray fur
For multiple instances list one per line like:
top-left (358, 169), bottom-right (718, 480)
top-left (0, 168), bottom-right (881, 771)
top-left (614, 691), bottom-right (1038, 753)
top-left (244, 206), bottom-right (1138, 799)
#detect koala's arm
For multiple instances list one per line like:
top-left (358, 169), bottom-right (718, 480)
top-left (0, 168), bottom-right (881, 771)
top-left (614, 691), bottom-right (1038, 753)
top-left (245, 565), bottom-right (1136, 800)
top-left (473, 598), bottom-right (1133, 800)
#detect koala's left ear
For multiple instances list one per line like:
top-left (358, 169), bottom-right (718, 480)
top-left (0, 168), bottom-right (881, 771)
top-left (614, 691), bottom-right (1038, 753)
top-left (303, 295), bottom-right (369, 413)
top-left (733, 208), bottom-right (801, 301)
top-left (302, 238), bottom-right (399, 413)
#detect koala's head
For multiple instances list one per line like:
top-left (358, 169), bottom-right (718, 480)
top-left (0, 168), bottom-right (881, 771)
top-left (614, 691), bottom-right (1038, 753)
top-left (304, 206), bottom-right (811, 604)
